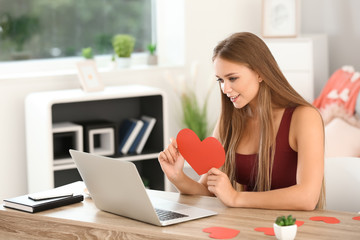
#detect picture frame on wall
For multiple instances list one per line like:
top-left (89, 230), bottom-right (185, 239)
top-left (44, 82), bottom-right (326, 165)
top-left (261, 0), bottom-right (299, 38)
top-left (76, 60), bottom-right (104, 92)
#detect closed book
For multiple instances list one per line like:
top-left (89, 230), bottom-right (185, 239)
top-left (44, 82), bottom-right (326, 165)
top-left (135, 116), bottom-right (156, 154)
top-left (3, 194), bottom-right (84, 213)
top-left (118, 119), bottom-right (136, 154)
top-left (128, 119), bottom-right (148, 154)
top-left (120, 119), bottom-right (144, 154)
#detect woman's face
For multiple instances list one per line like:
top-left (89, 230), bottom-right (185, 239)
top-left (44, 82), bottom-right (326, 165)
top-left (214, 57), bottom-right (262, 109)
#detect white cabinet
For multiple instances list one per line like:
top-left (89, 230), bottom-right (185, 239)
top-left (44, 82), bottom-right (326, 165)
top-left (25, 85), bottom-right (170, 193)
top-left (264, 35), bottom-right (328, 102)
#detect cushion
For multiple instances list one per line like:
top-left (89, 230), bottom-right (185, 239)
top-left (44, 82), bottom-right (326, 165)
top-left (325, 117), bottom-right (360, 158)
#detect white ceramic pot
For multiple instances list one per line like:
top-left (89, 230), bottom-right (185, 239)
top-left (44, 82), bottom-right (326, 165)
top-left (273, 223), bottom-right (297, 240)
top-left (147, 55), bottom-right (158, 65)
top-left (116, 57), bottom-right (131, 68)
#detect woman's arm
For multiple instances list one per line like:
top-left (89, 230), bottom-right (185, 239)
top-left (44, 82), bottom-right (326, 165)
top-left (207, 106), bottom-right (324, 210)
top-left (158, 138), bottom-right (212, 195)
top-left (159, 119), bottom-right (222, 196)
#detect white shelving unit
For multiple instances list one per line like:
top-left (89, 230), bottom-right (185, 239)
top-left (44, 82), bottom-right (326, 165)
top-left (52, 122), bottom-right (83, 166)
top-left (25, 85), bottom-right (169, 193)
top-left (264, 34), bottom-right (328, 102)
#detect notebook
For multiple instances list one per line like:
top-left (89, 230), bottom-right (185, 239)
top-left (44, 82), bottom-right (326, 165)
top-left (69, 149), bottom-right (217, 226)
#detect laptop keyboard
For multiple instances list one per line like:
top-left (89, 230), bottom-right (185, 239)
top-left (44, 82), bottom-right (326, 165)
top-left (155, 208), bottom-right (188, 221)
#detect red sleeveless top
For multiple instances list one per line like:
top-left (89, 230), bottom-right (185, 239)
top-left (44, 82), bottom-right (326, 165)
top-left (235, 107), bottom-right (297, 191)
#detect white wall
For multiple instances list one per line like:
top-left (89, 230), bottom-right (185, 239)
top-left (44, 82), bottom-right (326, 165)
top-left (0, 0), bottom-right (260, 200)
top-left (301, 0), bottom-right (360, 83)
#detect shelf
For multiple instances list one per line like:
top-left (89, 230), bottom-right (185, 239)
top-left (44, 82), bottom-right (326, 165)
top-left (53, 163), bottom-right (77, 171)
top-left (26, 85), bottom-right (169, 193)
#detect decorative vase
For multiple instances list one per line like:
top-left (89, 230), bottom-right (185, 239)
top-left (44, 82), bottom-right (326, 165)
top-left (116, 57), bottom-right (131, 68)
top-left (273, 223), bottom-right (297, 240)
top-left (147, 55), bottom-right (158, 65)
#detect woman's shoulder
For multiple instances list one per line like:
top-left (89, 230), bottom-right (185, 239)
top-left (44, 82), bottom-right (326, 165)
top-left (293, 105), bottom-right (322, 119)
top-left (289, 105), bottom-right (324, 151)
top-left (292, 105), bottom-right (323, 129)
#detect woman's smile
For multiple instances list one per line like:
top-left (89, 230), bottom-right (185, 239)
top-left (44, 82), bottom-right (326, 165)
top-left (229, 94), bottom-right (240, 102)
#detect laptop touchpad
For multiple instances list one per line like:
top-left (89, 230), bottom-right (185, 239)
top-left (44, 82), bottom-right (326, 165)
top-left (151, 198), bottom-right (189, 211)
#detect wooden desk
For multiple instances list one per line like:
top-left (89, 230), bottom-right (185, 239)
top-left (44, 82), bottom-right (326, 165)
top-left (1, 190), bottom-right (359, 239)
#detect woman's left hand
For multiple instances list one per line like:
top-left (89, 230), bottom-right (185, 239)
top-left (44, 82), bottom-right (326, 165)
top-left (207, 168), bottom-right (237, 207)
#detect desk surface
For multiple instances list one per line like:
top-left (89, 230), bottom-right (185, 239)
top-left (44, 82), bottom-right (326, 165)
top-left (1, 190), bottom-right (359, 239)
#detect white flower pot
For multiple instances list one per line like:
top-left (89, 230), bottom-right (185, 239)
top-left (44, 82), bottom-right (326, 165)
top-left (147, 55), bottom-right (158, 65)
top-left (273, 223), bottom-right (297, 240)
top-left (116, 57), bottom-right (131, 68)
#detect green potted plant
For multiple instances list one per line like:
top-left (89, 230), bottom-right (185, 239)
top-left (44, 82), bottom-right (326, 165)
top-left (81, 47), bottom-right (93, 59)
top-left (273, 215), bottom-right (297, 240)
top-left (147, 43), bottom-right (157, 65)
top-left (181, 90), bottom-right (209, 141)
top-left (164, 62), bottom-right (213, 141)
top-left (112, 34), bottom-right (135, 68)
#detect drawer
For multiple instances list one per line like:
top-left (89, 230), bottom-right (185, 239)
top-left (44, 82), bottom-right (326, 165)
top-left (265, 40), bottom-right (313, 71)
top-left (283, 71), bottom-right (314, 102)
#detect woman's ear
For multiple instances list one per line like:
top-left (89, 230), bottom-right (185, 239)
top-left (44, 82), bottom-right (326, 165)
top-left (255, 72), bottom-right (263, 83)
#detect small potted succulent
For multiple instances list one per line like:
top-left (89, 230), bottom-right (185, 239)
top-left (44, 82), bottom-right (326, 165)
top-left (273, 215), bottom-right (297, 240)
top-left (81, 47), bottom-right (94, 59)
top-left (112, 34), bottom-right (135, 68)
top-left (147, 43), bottom-right (157, 65)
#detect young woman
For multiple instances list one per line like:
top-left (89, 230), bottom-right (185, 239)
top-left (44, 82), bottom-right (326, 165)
top-left (158, 32), bottom-right (325, 210)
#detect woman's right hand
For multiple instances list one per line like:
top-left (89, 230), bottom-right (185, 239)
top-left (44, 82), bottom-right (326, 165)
top-left (158, 138), bottom-right (185, 182)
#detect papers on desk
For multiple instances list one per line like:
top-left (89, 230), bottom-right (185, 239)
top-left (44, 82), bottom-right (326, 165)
top-left (3, 181), bottom-right (86, 213)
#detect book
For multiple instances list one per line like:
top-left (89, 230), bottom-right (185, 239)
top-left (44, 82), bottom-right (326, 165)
top-left (3, 193), bottom-right (84, 213)
top-left (118, 118), bottom-right (144, 155)
top-left (118, 119), bottom-right (136, 153)
top-left (128, 119), bottom-right (148, 154)
top-left (134, 115), bottom-right (156, 154)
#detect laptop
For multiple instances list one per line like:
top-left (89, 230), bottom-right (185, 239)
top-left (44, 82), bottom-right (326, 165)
top-left (69, 149), bottom-right (217, 226)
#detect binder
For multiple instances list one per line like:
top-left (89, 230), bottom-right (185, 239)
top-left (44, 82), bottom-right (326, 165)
top-left (3, 193), bottom-right (83, 213)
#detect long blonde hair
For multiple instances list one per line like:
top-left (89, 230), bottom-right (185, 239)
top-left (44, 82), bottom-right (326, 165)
top-left (212, 32), bottom-right (325, 209)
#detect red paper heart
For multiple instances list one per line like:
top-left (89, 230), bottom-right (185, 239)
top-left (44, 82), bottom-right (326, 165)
top-left (203, 227), bottom-right (240, 239)
top-left (310, 216), bottom-right (340, 224)
top-left (296, 220), bottom-right (305, 227)
top-left (177, 128), bottom-right (225, 175)
top-left (352, 216), bottom-right (360, 221)
top-left (254, 227), bottom-right (275, 236)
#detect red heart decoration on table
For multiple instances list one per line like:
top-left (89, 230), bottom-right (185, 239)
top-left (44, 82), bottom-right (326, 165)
top-left (295, 220), bottom-right (305, 227)
top-left (310, 216), bottom-right (340, 224)
top-left (177, 128), bottom-right (225, 175)
top-left (254, 227), bottom-right (275, 236)
top-left (353, 216), bottom-right (360, 221)
top-left (255, 220), bottom-right (304, 236)
top-left (203, 227), bottom-right (240, 239)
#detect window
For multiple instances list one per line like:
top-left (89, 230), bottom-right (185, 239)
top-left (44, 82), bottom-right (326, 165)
top-left (0, 0), bottom-right (153, 62)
